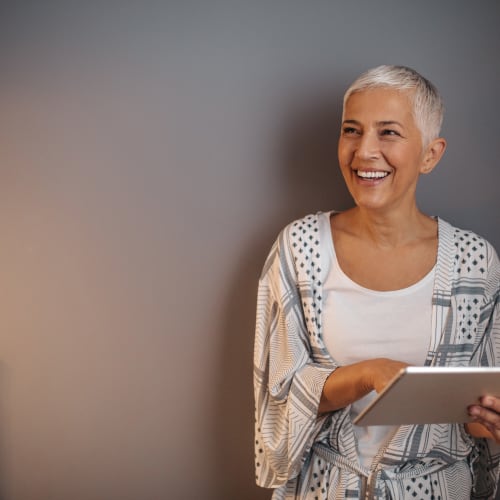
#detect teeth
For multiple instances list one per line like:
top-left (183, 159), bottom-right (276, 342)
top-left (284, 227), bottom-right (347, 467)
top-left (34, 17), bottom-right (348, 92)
top-left (356, 170), bottom-right (389, 179)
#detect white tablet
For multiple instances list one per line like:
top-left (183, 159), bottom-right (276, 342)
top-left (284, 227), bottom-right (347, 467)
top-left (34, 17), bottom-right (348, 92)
top-left (353, 366), bottom-right (500, 426)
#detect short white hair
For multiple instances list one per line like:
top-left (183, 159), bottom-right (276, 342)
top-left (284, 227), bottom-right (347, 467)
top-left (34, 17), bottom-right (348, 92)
top-left (343, 65), bottom-right (444, 147)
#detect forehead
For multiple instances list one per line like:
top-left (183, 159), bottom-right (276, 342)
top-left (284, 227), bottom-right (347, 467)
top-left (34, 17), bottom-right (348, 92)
top-left (343, 88), bottom-right (415, 124)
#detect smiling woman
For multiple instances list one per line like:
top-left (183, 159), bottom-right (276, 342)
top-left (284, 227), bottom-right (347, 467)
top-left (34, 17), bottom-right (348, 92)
top-left (254, 66), bottom-right (500, 499)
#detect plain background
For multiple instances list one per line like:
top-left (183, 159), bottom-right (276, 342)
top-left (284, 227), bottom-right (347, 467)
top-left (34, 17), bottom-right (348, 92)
top-left (0, 2), bottom-right (499, 499)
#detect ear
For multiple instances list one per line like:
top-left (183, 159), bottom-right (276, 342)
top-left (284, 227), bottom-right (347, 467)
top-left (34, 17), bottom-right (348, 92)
top-left (420, 138), bottom-right (446, 174)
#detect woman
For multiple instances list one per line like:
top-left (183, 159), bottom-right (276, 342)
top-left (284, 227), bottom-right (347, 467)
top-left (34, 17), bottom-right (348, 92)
top-left (254, 65), bottom-right (500, 499)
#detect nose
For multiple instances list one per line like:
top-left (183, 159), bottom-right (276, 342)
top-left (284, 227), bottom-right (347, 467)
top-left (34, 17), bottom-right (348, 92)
top-left (355, 130), bottom-right (380, 161)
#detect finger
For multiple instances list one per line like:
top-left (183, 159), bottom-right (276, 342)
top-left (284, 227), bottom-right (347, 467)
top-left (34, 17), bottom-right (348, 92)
top-left (480, 396), bottom-right (500, 413)
top-left (469, 405), bottom-right (500, 431)
top-left (468, 411), bottom-right (500, 444)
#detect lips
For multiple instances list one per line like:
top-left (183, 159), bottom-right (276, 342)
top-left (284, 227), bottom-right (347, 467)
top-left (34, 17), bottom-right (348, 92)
top-left (355, 170), bottom-right (390, 179)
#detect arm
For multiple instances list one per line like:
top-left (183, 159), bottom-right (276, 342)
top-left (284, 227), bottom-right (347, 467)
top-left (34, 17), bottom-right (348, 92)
top-left (319, 359), bottom-right (500, 439)
top-left (319, 358), bottom-right (409, 414)
top-left (467, 244), bottom-right (500, 444)
top-left (467, 243), bottom-right (500, 499)
top-left (254, 231), bottom-right (335, 488)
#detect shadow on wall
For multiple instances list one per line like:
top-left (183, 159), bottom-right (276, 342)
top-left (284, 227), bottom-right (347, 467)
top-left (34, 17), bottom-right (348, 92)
top-left (277, 89), bottom-right (352, 218)
top-left (212, 90), bottom-right (352, 499)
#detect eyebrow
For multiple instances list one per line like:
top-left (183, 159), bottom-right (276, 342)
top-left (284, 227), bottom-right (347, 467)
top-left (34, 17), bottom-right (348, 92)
top-left (378, 120), bottom-right (404, 127)
top-left (342, 119), bottom-right (404, 127)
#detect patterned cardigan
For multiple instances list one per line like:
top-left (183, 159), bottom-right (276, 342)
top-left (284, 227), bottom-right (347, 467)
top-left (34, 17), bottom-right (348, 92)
top-left (254, 213), bottom-right (500, 499)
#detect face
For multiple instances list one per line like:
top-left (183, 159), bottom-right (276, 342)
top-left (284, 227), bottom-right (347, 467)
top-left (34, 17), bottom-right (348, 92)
top-left (338, 88), bottom-right (441, 214)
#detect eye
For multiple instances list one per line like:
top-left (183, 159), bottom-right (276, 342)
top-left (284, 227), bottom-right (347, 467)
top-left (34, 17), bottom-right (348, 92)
top-left (380, 129), bottom-right (400, 137)
top-left (342, 126), bottom-right (360, 135)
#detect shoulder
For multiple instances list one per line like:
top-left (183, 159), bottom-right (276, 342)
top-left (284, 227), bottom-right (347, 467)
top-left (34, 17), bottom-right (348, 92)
top-left (280, 211), bottom-right (332, 261)
top-left (282, 212), bottom-right (326, 241)
top-left (439, 217), bottom-right (499, 290)
top-left (260, 211), bottom-right (331, 280)
top-left (439, 218), bottom-right (497, 262)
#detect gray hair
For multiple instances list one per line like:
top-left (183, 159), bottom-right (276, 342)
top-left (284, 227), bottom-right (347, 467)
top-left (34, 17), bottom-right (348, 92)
top-left (343, 65), bottom-right (444, 147)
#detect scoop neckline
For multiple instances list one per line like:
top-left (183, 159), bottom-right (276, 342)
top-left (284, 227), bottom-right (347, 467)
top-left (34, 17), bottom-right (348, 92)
top-left (321, 211), bottom-right (437, 296)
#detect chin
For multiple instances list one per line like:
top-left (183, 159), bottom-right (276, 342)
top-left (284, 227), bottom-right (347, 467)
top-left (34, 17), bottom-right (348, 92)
top-left (351, 196), bottom-right (389, 211)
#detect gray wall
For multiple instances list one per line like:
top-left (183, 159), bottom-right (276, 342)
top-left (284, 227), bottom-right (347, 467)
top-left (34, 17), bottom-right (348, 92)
top-left (0, 2), bottom-right (498, 499)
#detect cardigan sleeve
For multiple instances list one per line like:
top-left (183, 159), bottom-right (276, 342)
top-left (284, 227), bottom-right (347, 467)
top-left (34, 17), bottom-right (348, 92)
top-left (253, 229), bottom-right (335, 488)
top-left (471, 242), bottom-right (500, 499)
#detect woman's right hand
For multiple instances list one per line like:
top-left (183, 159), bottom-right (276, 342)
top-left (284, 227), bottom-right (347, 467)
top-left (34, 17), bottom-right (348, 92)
top-left (366, 358), bottom-right (410, 394)
top-left (319, 358), bottom-right (409, 414)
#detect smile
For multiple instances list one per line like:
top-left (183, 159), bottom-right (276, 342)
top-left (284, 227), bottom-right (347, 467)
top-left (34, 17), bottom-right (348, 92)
top-left (355, 170), bottom-right (390, 179)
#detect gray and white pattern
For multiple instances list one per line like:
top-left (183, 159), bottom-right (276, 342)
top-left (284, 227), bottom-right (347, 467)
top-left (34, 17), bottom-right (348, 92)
top-left (254, 213), bottom-right (500, 499)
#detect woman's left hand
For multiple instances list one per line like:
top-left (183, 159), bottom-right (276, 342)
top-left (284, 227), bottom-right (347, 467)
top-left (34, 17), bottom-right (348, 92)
top-left (468, 396), bottom-right (500, 444)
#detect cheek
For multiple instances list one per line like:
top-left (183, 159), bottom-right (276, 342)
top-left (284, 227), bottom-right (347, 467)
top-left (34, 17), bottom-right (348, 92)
top-left (381, 146), bottom-right (411, 166)
top-left (337, 142), bottom-right (351, 164)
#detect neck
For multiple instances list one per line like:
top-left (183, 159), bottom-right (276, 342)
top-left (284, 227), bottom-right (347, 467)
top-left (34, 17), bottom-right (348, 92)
top-left (346, 206), bottom-right (435, 248)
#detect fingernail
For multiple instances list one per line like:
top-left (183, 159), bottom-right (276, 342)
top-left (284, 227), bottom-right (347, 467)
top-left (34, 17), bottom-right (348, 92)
top-left (468, 406), bottom-right (479, 416)
top-left (482, 397), bottom-right (493, 407)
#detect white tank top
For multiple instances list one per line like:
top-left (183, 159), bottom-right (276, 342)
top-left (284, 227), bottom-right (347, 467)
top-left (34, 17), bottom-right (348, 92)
top-left (319, 212), bottom-right (434, 468)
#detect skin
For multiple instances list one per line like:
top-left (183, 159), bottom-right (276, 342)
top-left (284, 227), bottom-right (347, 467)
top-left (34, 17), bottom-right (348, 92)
top-left (319, 88), bottom-right (500, 444)
top-left (468, 398), bottom-right (500, 443)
